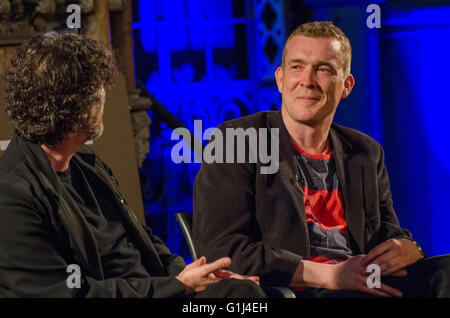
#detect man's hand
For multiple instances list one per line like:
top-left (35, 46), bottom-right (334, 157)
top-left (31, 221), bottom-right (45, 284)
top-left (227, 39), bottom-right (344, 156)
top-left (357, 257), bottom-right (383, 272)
top-left (176, 256), bottom-right (260, 295)
top-left (212, 269), bottom-right (260, 285)
top-left (330, 255), bottom-right (403, 298)
top-left (176, 256), bottom-right (230, 294)
top-left (361, 238), bottom-right (422, 277)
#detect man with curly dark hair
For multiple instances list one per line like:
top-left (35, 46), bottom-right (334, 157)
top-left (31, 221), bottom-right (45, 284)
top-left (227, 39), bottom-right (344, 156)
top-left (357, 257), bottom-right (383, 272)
top-left (5, 31), bottom-right (115, 147)
top-left (0, 32), bottom-right (265, 298)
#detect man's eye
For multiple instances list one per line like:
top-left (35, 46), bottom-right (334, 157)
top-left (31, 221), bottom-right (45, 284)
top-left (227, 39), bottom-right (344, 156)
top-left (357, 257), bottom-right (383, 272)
top-left (318, 67), bottom-right (333, 74)
top-left (318, 67), bottom-right (331, 72)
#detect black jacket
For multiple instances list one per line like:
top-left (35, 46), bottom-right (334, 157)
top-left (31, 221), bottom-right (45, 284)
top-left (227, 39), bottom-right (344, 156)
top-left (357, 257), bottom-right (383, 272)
top-left (193, 110), bottom-right (412, 287)
top-left (0, 135), bottom-right (186, 297)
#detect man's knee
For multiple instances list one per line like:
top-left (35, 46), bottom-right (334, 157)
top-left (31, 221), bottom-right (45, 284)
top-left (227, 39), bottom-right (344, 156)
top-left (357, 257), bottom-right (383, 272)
top-left (428, 255), bottom-right (450, 297)
top-left (406, 254), bottom-right (450, 297)
top-left (412, 254), bottom-right (450, 273)
top-left (223, 278), bottom-right (266, 298)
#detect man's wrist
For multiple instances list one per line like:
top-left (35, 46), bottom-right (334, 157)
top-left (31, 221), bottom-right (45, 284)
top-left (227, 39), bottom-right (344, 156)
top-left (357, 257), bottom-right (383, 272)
top-left (290, 260), bottom-right (335, 289)
top-left (411, 240), bottom-right (426, 259)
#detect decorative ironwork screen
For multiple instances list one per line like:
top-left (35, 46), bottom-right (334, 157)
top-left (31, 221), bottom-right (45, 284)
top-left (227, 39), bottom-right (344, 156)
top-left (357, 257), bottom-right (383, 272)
top-left (132, 0), bottom-right (284, 260)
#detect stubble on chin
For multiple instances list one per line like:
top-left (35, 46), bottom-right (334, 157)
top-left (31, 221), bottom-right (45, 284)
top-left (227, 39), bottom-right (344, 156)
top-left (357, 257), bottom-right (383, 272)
top-left (87, 122), bottom-right (104, 141)
top-left (284, 101), bottom-right (322, 127)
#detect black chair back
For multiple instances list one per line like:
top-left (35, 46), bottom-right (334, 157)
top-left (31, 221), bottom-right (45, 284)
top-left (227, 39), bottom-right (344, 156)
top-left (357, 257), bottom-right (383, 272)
top-left (175, 211), bottom-right (198, 261)
top-left (174, 211), bottom-right (296, 298)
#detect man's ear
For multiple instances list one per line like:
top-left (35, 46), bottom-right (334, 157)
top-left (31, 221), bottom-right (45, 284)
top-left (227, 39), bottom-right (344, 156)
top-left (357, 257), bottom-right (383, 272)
top-left (341, 74), bottom-right (355, 99)
top-left (275, 66), bottom-right (283, 94)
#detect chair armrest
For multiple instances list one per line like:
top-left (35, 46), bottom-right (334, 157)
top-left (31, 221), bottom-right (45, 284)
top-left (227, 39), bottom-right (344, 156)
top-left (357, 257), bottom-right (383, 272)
top-left (263, 286), bottom-right (296, 298)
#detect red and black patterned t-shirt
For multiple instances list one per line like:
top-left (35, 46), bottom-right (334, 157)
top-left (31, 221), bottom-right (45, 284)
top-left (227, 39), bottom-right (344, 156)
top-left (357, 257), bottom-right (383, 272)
top-left (292, 141), bottom-right (353, 264)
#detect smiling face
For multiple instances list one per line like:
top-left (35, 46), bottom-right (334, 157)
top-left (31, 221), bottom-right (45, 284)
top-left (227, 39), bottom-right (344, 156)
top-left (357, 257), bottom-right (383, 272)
top-left (276, 35), bottom-right (354, 129)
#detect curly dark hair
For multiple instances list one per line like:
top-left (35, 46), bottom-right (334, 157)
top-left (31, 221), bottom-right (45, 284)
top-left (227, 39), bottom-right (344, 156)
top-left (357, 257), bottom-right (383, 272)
top-left (6, 31), bottom-right (118, 146)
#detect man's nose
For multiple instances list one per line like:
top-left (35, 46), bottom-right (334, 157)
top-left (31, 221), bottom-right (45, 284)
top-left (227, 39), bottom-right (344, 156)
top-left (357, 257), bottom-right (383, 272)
top-left (299, 66), bottom-right (316, 88)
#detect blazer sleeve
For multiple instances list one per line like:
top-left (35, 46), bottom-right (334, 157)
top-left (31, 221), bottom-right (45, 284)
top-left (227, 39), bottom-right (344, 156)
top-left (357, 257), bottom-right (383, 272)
top-left (142, 225), bottom-right (187, 276)
top-left (0, 181), bottom-right (186, 298)
top-left (193, 123), bottom-right (303, 287)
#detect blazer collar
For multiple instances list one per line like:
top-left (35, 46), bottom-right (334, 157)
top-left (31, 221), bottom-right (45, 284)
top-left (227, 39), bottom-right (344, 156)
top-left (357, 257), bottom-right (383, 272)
top-left (267, 111), bottom-right (298, 179)
top-left (12, 135), bottom-right (98, 194)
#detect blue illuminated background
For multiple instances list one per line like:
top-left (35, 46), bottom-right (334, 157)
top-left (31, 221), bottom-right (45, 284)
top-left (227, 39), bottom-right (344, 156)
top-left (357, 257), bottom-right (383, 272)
top-left (131, 0), bottom-right (450, 260)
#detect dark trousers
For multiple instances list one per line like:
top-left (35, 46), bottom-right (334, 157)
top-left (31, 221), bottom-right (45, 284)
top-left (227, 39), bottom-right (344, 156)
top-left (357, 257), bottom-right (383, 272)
top-left (295, 255), bottom-right (450, 298)
top-left (194, 278), bottom-right (267, 298)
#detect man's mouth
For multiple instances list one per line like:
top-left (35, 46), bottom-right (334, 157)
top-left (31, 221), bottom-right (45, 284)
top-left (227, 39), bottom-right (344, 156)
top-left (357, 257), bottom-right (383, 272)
top-left (297, 96), bottom-right (320, 101)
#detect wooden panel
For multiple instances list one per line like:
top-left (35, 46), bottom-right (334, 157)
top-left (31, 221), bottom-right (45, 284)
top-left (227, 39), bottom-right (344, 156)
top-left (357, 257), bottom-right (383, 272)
top-left (0, 47), bottom-right (15, 144)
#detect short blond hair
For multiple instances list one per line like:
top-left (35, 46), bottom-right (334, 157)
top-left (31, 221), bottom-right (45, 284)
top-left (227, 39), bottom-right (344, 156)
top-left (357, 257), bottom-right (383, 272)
top-left (281, 21), bottom-right (352, 75)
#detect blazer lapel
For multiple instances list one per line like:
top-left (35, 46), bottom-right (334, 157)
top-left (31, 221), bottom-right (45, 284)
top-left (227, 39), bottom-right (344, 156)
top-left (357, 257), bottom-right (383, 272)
top-left (268, 112), bottom-right (310, 257)
top-left (330, 127), bottom-right (365, 254)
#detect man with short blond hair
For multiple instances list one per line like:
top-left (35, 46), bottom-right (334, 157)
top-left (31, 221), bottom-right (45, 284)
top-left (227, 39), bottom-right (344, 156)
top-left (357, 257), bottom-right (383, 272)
top-left (194, 21), bottom-right (450, 298)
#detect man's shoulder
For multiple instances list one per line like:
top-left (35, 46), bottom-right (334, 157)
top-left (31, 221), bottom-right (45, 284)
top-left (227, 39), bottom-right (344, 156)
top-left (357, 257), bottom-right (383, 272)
top-left (0, 137), bottom-right (24, 179)
top-left (0, 145), bottom-right (45, 205)
top-left (331, 123), bottom-right (382, 155)
top-left (0, 160), bottom-right (44, 212)
top-left (217, 111), bottom-right (278, 130)
top-left (331, 123), bottom-right (378, 143)
top-left (0, 138), bottom-right (36, 191)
